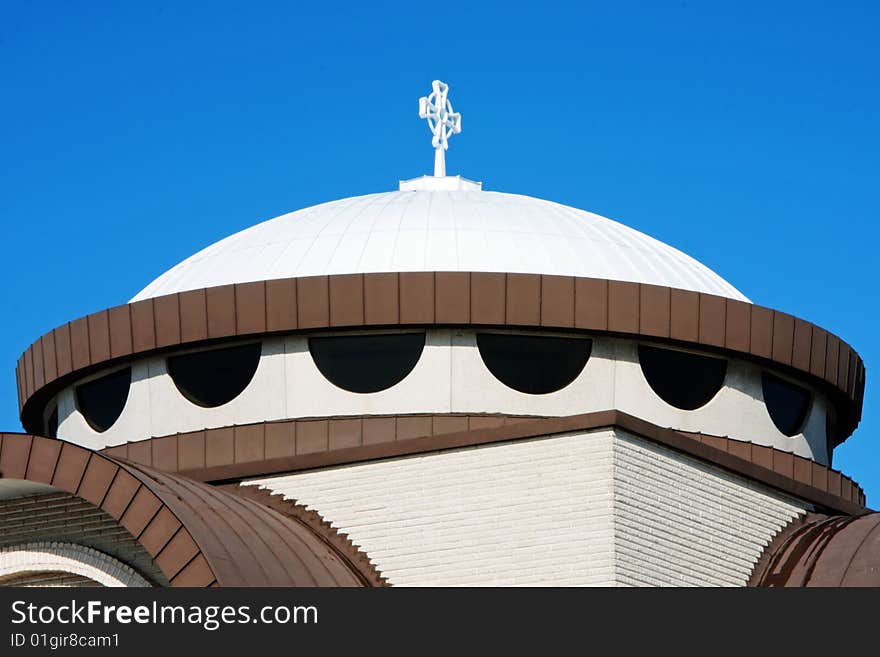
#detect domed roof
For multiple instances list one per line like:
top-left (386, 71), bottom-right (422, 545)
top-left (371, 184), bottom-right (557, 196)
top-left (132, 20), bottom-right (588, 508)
top-left (132, 188), bottom-right (748, 303)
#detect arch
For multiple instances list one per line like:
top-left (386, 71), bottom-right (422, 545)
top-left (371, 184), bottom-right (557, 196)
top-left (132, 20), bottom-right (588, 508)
top-left (638, 344), bottom-right (727, 411)
top-left (476, 333), bottom-right (591, 395)
top-left (762, 371), bottom-right (811, 437)
top-left (74, 366), bottom-right (132, 433)
top-left (0, 542), bottom-right (151, 587)
top-left (309, 332), bottom-right (425, 394)
top-left (0, 433), bottom-right (385, 587)
top-left (168, 342), bottom-right (262, 408)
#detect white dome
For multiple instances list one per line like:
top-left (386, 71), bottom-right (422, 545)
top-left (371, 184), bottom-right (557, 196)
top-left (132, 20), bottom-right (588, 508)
top-left (132, 189), bottom-right (748, 302)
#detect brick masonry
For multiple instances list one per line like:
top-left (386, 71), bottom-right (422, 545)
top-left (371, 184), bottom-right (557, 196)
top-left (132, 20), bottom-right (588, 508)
top-left (0, 541), bottom-right (150, 587)
top-left (0, 492), bottom-right (167, 586)
top-left (249, 430), bottom-right (618, 586)
top-left (612, 432), bottom-right (806, 586)
top-left (247, 428), bottom-right (808, 586)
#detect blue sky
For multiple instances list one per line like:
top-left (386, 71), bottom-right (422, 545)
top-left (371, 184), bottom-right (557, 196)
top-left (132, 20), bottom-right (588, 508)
top-left (1, 2), bottom-right (877, 500)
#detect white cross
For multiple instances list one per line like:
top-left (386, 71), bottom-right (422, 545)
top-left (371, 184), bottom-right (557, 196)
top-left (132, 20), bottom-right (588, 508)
top-left (419, 80), bottom-right (462, 177)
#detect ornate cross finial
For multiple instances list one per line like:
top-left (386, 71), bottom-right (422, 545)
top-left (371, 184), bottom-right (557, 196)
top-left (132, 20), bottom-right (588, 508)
top-left (419, 80), bottom-right (461, 177)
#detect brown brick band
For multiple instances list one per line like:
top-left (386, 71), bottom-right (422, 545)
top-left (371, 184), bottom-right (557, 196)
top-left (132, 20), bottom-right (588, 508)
top-left (0, 433), bottom-right (385, 587)
top-left (16, 272), bottom-right (866, 443)
top-left (100, 411), bottom-right (866, 515)
top-left (101, 413), bottom-right (541, 472)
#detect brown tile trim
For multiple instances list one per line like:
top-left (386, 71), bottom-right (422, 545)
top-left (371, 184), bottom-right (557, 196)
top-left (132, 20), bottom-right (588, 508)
top-left (16, 273), bottom-right (866, 444)
top-left (0, 432), bottom-right (384, 588)
top-left (102, 411), bottom-right (866, 516)
top-left (103, 413), bottom-right (539, 470)
top-left (15, 364), bottom-right (24, 415)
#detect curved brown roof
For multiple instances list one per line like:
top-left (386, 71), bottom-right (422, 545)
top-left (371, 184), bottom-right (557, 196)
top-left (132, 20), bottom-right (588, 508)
top-left (0, 433), bottom-right (386, 587)
top-left (750, 512), bottom-right (880, 586)
top-left (15, 273), bottom-right (865, 444)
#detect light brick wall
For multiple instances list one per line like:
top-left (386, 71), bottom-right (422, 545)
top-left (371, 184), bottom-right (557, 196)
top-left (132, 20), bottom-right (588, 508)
top-left (0, 493), bottom-right (167, 586)
top-left (612, 432), bottom-right (807, 586)
top-left (247, 429), bottom-right (809, 586)
top-left (249, 431), bottom-right (617, 586)
top-left (0, 542), bottom-right (151, 587)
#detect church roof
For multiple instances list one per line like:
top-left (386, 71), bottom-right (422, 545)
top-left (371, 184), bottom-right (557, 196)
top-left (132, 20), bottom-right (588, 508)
top-left (131, 189), bottom-right (748, 303)
top-left (750, 512), bottom-right (880, 586)
top-left (0, 433), bottom-right (386, 587)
